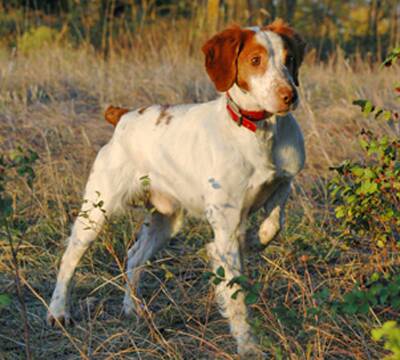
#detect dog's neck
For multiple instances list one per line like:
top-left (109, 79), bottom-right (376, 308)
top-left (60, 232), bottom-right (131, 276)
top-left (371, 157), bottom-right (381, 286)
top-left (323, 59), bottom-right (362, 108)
top-left (227, 84), bottom-right (265, 112)
top-left (224, 84), bottom-right (276, 133)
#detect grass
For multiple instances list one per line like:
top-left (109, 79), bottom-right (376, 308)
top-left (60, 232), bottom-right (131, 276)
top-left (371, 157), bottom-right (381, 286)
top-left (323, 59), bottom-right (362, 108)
top-left (0, 27), bottom-right (399, 359)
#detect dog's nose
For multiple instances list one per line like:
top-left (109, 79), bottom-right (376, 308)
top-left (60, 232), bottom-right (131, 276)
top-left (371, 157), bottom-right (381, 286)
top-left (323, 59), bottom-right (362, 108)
top-left (278, 86), bottom-right (296, 105)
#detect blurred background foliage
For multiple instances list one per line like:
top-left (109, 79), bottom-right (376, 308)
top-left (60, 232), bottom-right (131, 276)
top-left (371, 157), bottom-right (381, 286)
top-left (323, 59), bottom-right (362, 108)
top-left (0, 0), bottom-right (398, 60)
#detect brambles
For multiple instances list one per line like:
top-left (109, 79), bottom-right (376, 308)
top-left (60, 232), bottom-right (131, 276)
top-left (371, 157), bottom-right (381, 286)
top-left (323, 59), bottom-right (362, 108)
top-left (309, 273), bottom-right (400, 317)
top-left (329, 48), bottom-right (400, 359)
top-left (329, 131), bottom-right (400, 249)
top-left (329, 48), bottom-right (400, 251)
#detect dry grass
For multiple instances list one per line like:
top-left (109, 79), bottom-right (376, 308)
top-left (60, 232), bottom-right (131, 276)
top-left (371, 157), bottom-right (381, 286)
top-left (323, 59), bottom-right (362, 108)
top-left (0, 27), bottom-right (399, 359)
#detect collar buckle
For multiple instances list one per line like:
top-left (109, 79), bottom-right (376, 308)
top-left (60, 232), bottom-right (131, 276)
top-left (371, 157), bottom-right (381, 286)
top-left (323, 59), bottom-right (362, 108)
top-left (237, 115), bottom-right (243, 127)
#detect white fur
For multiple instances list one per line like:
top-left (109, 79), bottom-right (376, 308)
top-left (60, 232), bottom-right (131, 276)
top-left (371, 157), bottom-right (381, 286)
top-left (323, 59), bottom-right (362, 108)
top-left (250, 31), bottom-right (298, 113)
top-left (47, 28), bottom-right (305, 356)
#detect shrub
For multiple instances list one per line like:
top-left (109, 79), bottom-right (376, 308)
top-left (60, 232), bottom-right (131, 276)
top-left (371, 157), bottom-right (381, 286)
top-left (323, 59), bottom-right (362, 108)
top-left (329, 48), bottom-right (400, 251)
top-left (17, 26), bottom-right (60, 54)
top-left (329, 48), bottom-right (399, 359)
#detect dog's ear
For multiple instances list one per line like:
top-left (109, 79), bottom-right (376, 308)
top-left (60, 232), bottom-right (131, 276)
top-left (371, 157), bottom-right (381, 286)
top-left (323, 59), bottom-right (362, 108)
top-left (265, 18), bottom-right (306, 86)
top-left (202, 26), bottom-right (248, 92)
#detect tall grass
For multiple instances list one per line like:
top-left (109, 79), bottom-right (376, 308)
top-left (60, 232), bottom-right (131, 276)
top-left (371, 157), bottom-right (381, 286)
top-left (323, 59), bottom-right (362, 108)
top-left (0, 23), bottom-right (399, 359)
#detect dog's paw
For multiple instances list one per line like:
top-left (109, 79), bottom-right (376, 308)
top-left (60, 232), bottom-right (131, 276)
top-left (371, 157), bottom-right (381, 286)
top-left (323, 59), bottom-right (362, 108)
top-left (258, 217), bottom-right (281, 246)
top-left (237, 336), bottom-right (265, 360)
top-left (123, 294), bottom-right (144, 318)
top-left (47, 310), bottom-right (72, 327)
top-left (123, 302), bottom-right (136, 318)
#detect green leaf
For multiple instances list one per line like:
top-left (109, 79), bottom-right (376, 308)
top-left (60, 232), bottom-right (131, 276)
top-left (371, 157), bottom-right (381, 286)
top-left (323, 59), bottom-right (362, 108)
top-left (370, 283), bottom-right (383, 296)
top-left (335, 206), bottom-right (345, 218)
top-left (228, 275), bottom-right (248, 287)
top-left (216, 266), bottom-right (225, 278)
top-left (358, 180), bottom-right (378, 195)
top-left (370, 272), bottom-right (381, 283)
top-left (0, 294), bottom-right (11, 309)
top-left (392, 297), bottom-right (400, 310)
top-left (380, 288), bottom-right (390, 304)
top-left (252, 283), bottom-right (262, 293)
top-left (202, 271), bottom-right (215, 280)
top-left (363, 168), bottom-right (376, 179)
top-left (359, 302), bottom-right (370, 314)
top-left (231, 289), bottom-right (241, 300)
top-left (381, 47), bottom-right (400, 67)
top-left (353, 99), bottom-right (375, 116)
top-left (213, 277), bottom-right (223, 286)
top-left (343, 303), bottom-right (358, 315)
top-left (351, 167), bottom-right (364, 177)
top-left (353, 99), bottom-right (367, 110)
top-left (244, 292), bottom-right (258, 305)
top-left (382, 111), bottom-right (392, 121)
top-left (363, 101), bottom-right (374, 116)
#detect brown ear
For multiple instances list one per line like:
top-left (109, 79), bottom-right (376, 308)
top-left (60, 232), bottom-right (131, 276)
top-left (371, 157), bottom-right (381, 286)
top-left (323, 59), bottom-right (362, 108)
top-left (202, 26), bottom-right (248, 92)
top-left (265, 18), bottom-right (306, 86)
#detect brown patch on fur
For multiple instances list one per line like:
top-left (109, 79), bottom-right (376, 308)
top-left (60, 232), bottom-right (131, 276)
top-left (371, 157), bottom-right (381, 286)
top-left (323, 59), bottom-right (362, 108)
top-left (156, 104), bottom-right (172, 125)
top-left (236, 35), bottom-right (268, 92)
top-left (202, 26), bottom-right (254, 92)
top-left (264, 18), bottom-right (306, 86)
top-left (165, 114), bottom-right (173, 125)
top-left (138, 106), bottom-right (148, 115)
top-left (202, 21), bottom-right (305, 91)
top-left (263, 18), bottom-right (297, 38)
top-left (104, 106), bottom-right (129, 126)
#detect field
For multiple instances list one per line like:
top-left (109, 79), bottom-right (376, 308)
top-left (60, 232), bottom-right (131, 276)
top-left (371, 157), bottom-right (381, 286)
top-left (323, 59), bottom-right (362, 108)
top-left (0, 22), bottom-right (399, 359)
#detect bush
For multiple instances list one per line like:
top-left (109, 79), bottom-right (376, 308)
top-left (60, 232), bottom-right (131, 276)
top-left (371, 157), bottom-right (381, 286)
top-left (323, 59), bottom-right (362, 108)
top-left (329, 48), bottom-right (400, 251)
top-left (329, 47), bottom-right (400, 359)
top-left (17, 26), bottom-right (60, 54)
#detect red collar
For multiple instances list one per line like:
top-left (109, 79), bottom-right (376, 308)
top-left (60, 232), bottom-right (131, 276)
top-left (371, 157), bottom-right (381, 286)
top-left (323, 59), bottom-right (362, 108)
top-left (226, 93), bottom-right (271, 132)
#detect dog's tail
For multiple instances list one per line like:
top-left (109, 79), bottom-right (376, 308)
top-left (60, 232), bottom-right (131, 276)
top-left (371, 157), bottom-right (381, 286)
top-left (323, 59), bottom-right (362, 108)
top-left (104, 106), bottom-right (130, 127)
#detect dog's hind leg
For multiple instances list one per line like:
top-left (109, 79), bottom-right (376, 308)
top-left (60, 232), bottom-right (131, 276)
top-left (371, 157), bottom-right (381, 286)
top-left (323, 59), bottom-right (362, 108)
top-left (123, 210), bottom-right (182, 316)
top-left (47, 143), bottom-right (132, 326)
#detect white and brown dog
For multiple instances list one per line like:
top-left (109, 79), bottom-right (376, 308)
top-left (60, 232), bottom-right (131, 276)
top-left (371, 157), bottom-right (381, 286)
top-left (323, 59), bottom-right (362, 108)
top-left (47, 19), bottom-right (306, 356)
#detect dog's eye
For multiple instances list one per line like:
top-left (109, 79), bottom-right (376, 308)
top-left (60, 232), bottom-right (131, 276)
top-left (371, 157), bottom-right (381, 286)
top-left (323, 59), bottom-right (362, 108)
top-left (250, 56), bottom-right (261, 66)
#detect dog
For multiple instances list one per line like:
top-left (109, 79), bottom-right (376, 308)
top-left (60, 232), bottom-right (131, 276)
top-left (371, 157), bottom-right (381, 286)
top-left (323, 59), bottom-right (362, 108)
top-left (47, 19), bottom-right (306, 357)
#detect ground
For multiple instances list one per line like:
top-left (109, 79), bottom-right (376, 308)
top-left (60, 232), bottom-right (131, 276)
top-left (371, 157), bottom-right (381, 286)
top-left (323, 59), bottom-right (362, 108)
top-left (0, 41), bottom-right (399, 359)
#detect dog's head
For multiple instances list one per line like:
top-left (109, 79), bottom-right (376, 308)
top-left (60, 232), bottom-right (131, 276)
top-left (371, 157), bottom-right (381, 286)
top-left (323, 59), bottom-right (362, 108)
top-left (202, 19), bottom-right (306, 115)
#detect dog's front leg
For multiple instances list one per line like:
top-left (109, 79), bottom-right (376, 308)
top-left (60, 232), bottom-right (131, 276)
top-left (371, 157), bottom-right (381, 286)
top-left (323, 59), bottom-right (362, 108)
top-left (205, 204), bottom-right (261, 357)
top-left (259, 180), bottom-right (291, 246)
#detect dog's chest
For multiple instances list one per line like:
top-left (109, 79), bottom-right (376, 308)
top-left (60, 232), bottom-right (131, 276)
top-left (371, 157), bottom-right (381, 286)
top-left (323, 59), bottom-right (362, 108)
top-left (241, 122), bottom-right (291, 212)
top-left (243, 167), bottom-right (281, 212)
top-left (242, 143), bottom-right (279, 211)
